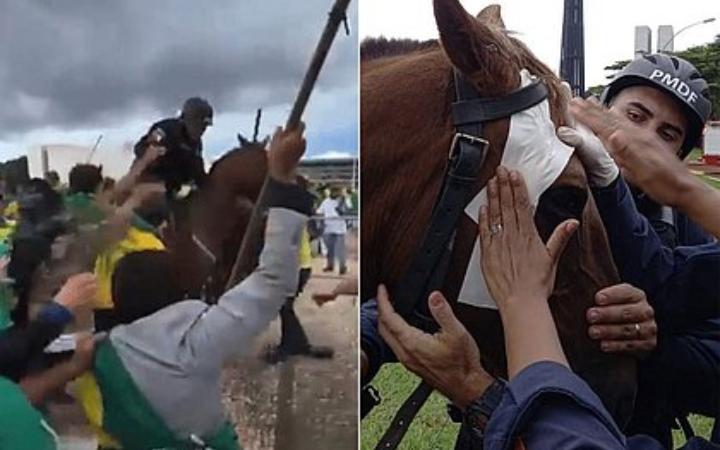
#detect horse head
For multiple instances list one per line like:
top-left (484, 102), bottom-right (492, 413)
top-left (177, 138), bottom-right (268, 299)
top-left (361, 0), bottom-right (635, 426)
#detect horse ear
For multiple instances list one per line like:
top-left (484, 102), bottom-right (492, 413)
top-left (433, 0), bottom-right (518, 93)
top-left (261, 136), bottom-right (270, 148)
top-left (476, 4), bottom-right (505, 29)
top-left (237, 134), bottom-right (250, 147)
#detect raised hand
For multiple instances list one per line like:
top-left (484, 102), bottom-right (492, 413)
top-left (267, 122), bottom-right (307, 184)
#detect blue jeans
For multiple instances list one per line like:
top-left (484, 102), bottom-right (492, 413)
top-left (323, 233), bottom-right (346, 270)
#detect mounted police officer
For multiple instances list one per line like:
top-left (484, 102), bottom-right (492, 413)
top-left (133, 97), bottom-right (213, 197)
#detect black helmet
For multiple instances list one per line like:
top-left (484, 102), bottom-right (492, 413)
top-left (181, 97), bottom-right (213, 126)
top-left (601, 53), bottom-right (711, 157)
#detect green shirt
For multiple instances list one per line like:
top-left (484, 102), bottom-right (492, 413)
top-left (64, 192), bottom-right (106, 225)
top-left (0, 377), bottom-right (57, 450)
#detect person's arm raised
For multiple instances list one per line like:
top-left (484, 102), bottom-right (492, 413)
top-left (180, 124), bottom-right (314, 369)
top-left (570, 97), bottom-right (720, 239)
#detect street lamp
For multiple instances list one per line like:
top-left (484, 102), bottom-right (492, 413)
top-left (661, 17), bottom-right (716, 52)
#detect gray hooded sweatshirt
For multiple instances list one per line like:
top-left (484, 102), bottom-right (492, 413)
top-left (106, 178), bottom-right (314, 439)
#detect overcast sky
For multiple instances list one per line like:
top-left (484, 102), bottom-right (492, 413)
top-left (0, 0), bottom-right (358, 162)
top-left (361, 0), bottom-right (718, 87)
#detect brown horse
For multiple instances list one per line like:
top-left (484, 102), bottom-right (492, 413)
top-left (164, 136), bottom-right (269, 301)
top-left (361, 0), bottom-right (637, 427)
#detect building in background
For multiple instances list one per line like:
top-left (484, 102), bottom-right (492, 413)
top-left (657, 25), bottom-right (674, 53)
top-left (635, 25), bottom-right (652, 57)
top-left (298, 157), bottom-right (358, 188)
top-left (27, 143), bottom-right (135, 182)
top-left (560, 0), bottom-right (585, 96)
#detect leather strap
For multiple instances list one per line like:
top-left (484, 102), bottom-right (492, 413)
top-left (373, 381), bottom-right (434, 450)
top-left (393, 71), bottom-right (490, 327)
top-left (375, 70), bottom-right (549, 450)
top-left (452, 80), bottom-right (548, 126)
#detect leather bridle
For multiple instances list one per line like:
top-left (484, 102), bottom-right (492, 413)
top-left (367, 68), bottom-right (549, 450)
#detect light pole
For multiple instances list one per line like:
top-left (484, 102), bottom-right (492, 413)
top-left (661, 17), bottom-right (716, 52)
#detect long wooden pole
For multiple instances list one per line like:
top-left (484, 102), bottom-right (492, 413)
top-left (225, 0), bottom-right (352, 290)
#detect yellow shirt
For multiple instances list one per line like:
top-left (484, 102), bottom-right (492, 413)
top-left (93, 223), bottom-right (165, 310)
top-left (298, 228), bottom-right (312, 269)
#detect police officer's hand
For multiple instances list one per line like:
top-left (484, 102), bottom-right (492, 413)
top-left (142, 144), bottom-right (166, 166)
top-left (377, 285), bottom-right (494, 409)
top-left (570, 97), bottom-right (696, 208)
top-left (54, 273), bottom-right (98, 315)
top-left (557, 85), bottom-right (619, 188)
top-left (268, 122), bottom-right (306, 184)
top-left (586, 283), bottom-right (657, 355)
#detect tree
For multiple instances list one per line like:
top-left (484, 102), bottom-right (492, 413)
top-left (588, 35), bottom-right (720, 119)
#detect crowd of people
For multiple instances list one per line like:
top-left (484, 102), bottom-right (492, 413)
top-left (362, 54), bottom-right (719, 449)
top-left (0, 93), bottom-right (358, 449)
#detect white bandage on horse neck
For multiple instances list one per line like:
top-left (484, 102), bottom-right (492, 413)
top-left (458, 70), bottom-right (575, 310)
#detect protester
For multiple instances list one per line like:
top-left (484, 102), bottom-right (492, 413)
top-left (0, 273), bottom-right (97, 450)
top-left (317, 186), bottom-right (348, 274)
top-left (73, 123), bottom-right (314, 449)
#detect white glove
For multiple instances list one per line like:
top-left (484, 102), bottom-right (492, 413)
top-left (557, 123), bottom-right (619, 188)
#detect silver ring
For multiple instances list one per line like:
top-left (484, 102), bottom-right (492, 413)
top-left (490, 223), bottom-right (503, 235)
top-left (634, 323), bottom-right (641, 336)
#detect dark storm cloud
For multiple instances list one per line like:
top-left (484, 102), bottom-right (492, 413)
top-left (0, 0), bottom-right (357, 137)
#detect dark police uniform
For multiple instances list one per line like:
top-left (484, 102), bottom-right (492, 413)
top-left (593, 176), bottom-right (720, 446)
top-left (133, 118), bottom-right (207, 195)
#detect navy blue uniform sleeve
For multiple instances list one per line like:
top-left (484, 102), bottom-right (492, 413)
top-left (360, 299), bottom-right (397, 383)
top-left (484, 361), bottom-right (667, 450)
top-left (592, 177), bottom-right (720, 325)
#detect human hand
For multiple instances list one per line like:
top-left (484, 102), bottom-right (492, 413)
top-left (142, 144), bottom-right (166, 165)
top-left (556, 85), bottom-right (618, 187)
top-left (377, 285), bottom-right (493, 409)
top-left (69, 333), bottom-right (96, 375)
top-left (557, 122), bottom-right (619, 188)
top-left (569, 97), bottom-right (697, 208)
top-left (478, 167), bottom-right (578, 312)
top-left (268, 122), bottom-right (306, 184)
top-left (587, 283), bottom-right (657, 355)
top-left (312, 275), bottom-right (357, 306)
top-left (54, 273), bottom-right (98, 314)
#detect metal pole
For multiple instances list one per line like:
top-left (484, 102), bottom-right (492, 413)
top-left (225, 0), bottom-right (352, 290)
top-left (661, 17), bottom-right (716, 52)
top-left (86, 134), bottom-right (103, 163)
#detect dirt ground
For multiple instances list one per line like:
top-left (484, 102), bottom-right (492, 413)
top-left (50, 231), bottom-right (359, 450)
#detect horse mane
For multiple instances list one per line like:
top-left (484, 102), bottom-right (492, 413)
top-left (360, 37), bottom-right (438, 61)
top-left (208, 145), bottom-right (263, 176)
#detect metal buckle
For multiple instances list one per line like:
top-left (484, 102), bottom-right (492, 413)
top-left (449, 133), bottom-right (489, 159)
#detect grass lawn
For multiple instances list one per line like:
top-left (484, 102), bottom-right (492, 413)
top-left (362, 365), bottom-right (714, 449)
